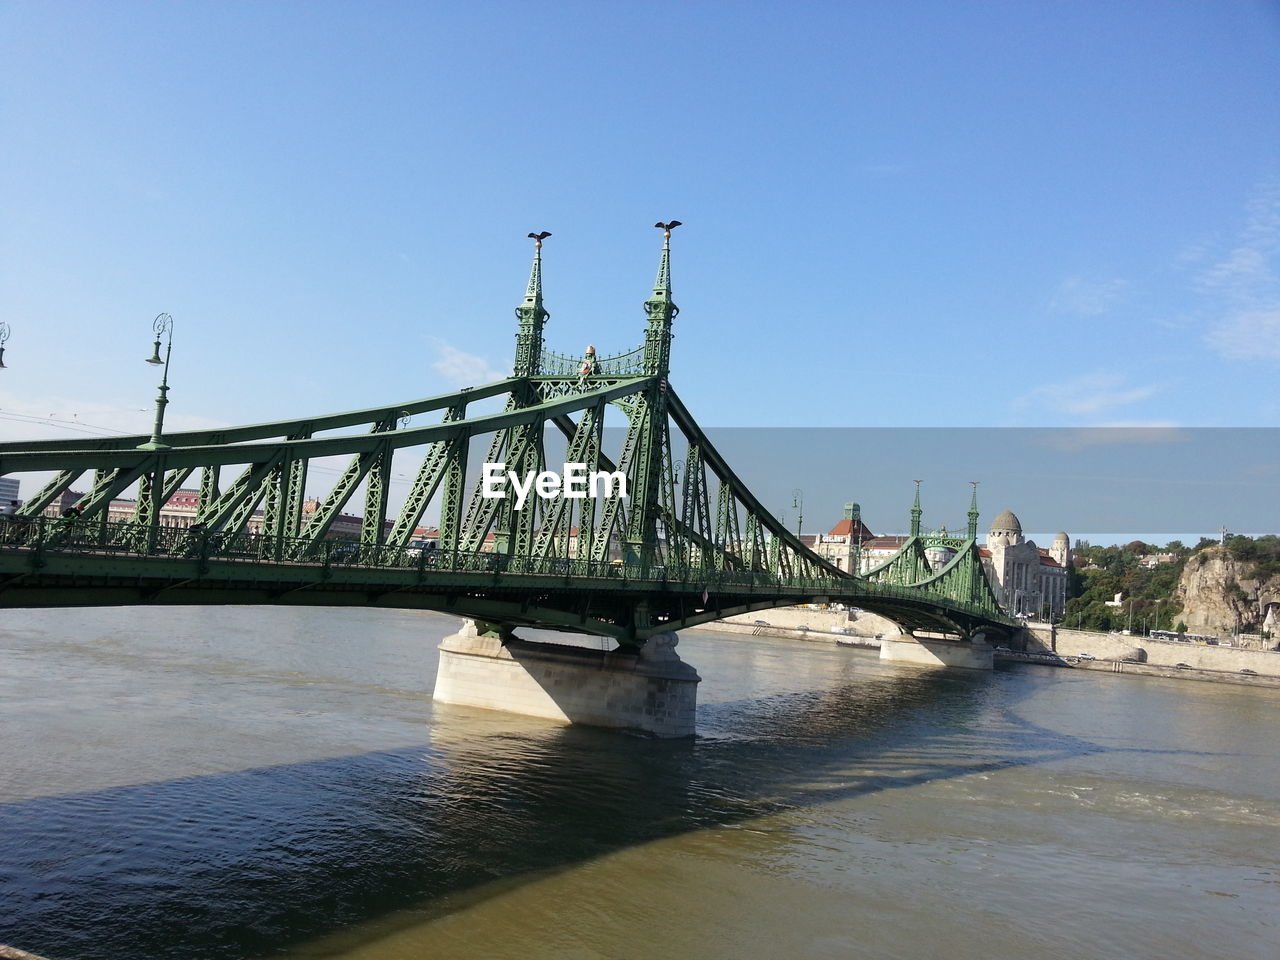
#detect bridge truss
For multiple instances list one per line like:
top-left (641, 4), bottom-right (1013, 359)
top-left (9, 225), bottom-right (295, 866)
top-left (0, 230), bottom-right (1015, 645)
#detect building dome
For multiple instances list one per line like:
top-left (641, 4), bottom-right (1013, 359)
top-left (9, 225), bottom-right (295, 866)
top-left (989, 509), bottom-right (1022, 534)
top-left (1054, 531), bottom-right (1069, 543)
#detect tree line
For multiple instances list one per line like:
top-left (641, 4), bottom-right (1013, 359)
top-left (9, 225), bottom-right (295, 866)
top-left (1061, 534), bottom-right (1280, 635)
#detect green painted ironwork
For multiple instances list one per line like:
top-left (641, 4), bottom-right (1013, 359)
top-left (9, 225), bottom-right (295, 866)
top-left (0, 226), bottom-right (1016, 645)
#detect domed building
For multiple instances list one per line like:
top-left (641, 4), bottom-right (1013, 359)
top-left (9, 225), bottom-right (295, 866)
top-left (980, 510), bottom-right (1070, 619)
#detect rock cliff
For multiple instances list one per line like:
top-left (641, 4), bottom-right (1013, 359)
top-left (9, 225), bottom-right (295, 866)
top-left (1175, 546), bottom-right (1280, 638)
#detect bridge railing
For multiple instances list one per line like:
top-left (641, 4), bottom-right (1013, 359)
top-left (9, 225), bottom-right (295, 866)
top-left (0, 516), bottom-right (1004, 616)
top-left (1, 516), bottom-right (831, 589)
top-left (537, 346), bottom-right (646, 378)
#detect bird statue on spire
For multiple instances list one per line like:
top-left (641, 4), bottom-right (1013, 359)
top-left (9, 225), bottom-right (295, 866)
top-left (654, 220), bottom-right (682, 238)
top-left (527, 231), bottom-right (551, 248)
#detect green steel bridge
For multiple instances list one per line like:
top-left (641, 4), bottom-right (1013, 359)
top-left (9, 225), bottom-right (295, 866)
top-left (0, 228), bottom-right (1016, 647)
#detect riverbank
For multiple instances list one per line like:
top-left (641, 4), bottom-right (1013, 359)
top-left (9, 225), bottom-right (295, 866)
top-left (996, 649), bottom-right (1280, 687)
top-left (685, 617), bottom-right (882, 648)
top-left (689, 610), bottom-right (1280, 687)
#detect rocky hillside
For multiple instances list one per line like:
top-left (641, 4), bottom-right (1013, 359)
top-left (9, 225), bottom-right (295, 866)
top-left (1176, 545), bottom-right (1280, 638)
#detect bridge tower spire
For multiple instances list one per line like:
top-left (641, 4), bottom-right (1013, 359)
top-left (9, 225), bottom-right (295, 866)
top-left (910, 480), bottom-right (923, 538)
top-left (619, 222), bottom-right (683, 587)
top-left (644, 221), bottom-right (681, 375)
top-left (967, 481), bottom-right (980, 540)
top-left (513, 232), bottom-right (552, 377)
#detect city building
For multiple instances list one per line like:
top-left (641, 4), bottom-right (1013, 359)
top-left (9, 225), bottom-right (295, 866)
top-left (980, 510), bottom-right (1070, 619)
top-left (0, 476), bottom-right (18, 506)
top-left (40, 490), bottom-right (85, 517)
top-left (811, 502), bottom-right (877, 573)
top-left (40, 489), bottom-right (379, 539)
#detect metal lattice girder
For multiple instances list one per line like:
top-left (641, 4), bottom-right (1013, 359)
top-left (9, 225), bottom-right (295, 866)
top-left (909, 539), bottom-right (1004, 616)
top-left (545, 413), bottom-right (603, 562)
top-left (510, 415), bottom-right (547, 560)
top-left (360, 435), bottom-right (396, 547)
top-left (67, 463), bottom-right (153, 527)
top-left (0, 379), bottom-right (652, 564)
top-left (297, 417), bottom-right (398, 550)
top-left (210, 455), bottom-right (288, 536)
top-left (663, 387), bottom-right (846, 581)
top-left (387, 404), bottom-right (465, 547)
top-left (0, 225), bottom-right (1022, 642)
top-left (531, 402), bottom-right (604, 560)
top-left (437, 426), bottom-right (469, 554)
top-left (197, 467), bottom-right (220, 523)
top-left (0, 384), bottom-right (644, 476)
top-left (457, 411), bottom-right (514, 553)
top-left (623, 388), bottom-right (669, 568)
top-left (0, 517), bottom-right (1019, 639)
top-left (283, 446), bottom-right (309, 538)
top-left (0, 379), bottom-right (522, 457)
top-left (16, 469), bottom-right (81, 519)
top-left (680, 444), bottom-right (712, 568)
top-left (861, 535), bottom-right (931, 585)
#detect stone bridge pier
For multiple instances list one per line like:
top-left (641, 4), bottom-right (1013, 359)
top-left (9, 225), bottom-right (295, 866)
top-left (432, 620), bottom-right (701, 737)
top-left (878, 631), bottom-right (995, 670)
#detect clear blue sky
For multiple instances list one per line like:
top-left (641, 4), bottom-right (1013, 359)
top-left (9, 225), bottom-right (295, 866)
top-left (2, 1), bottom-right (1277, 533)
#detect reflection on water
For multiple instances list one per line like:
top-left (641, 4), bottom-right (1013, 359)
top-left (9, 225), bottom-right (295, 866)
top-left (1, 607), bottom-right (1278, 960)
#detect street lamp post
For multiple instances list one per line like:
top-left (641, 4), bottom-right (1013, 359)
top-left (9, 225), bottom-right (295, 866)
top-left (792, 488), bottom-right (804, 540)
top-left (139, 313), bottom-right (174, 451)
top-left (1152, 599), bottom-right (1162, 636)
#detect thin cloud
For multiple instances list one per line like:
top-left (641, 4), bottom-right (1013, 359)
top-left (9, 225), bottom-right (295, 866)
top-left (1049, 277), bottom-right (1126, 317)
top-left (1199, 182), bottom-right (1280, 364)
top-left (1036, 425), bottom-right (1185, 454)
top-left (1197, 246), bottom-right (1272, 298)
top-left (427, 338), bottom-right (506, 387)
top-left (1018, 372), bottom-right (1159, 418)
top-left (1206, 308), bottom-right (1280, 363)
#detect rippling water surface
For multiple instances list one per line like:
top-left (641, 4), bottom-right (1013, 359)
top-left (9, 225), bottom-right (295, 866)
top-left (2, 606), bottom-right (1277, 959)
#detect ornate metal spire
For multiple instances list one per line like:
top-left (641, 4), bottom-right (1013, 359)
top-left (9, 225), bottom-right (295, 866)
top-left (967, 481), bottom-right (980, 539)
top-left (513, 231), bottom-right (552, 376)
top-left (643, 221), bottom-right (681, 375)
top-left (910, 480), bottom-right (923, 538)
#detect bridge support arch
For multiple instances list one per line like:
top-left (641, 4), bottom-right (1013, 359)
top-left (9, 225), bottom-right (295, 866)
top-left (433, 620), bottom-right (701, 737)
top-left (878, 631), bottom-right (995, 670)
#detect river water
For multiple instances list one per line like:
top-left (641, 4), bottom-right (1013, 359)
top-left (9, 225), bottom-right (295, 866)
top-left (1, 606), bottom-right (1277, 960)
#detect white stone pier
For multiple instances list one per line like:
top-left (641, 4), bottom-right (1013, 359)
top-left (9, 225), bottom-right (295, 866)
top-left (433, 620), bottom-right (701, 738)
top-left (878, 632), bottom-right (994, 670)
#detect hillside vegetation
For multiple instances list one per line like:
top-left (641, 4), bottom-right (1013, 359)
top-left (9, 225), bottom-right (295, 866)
top-left (1063, 535), bottom-right (1280, 635)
